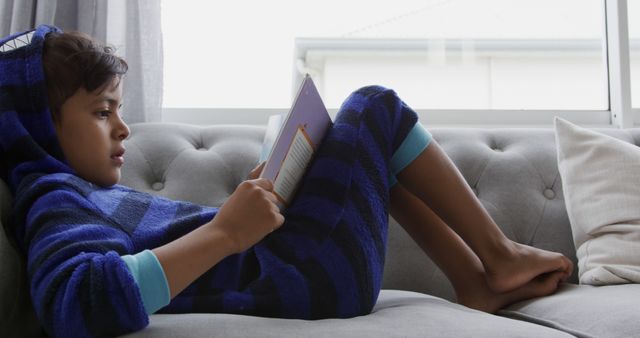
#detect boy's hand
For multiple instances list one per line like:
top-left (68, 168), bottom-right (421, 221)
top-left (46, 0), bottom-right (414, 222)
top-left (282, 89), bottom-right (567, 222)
top-left (209, 178), bottom-right (284, 253)
top-left (247, 161), bottom-right (266, 180)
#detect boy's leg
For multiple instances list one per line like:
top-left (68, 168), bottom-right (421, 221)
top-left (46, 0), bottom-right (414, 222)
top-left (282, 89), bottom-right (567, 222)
top-left (168, 86), bottom-right (422, 319)
top-left (389, 184), bottom-right (565, 312)
top-left (396, 140), bottom-right (573, 293)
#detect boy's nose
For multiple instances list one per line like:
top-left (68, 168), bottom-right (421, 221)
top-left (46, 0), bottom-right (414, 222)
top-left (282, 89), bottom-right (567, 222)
top-left (114, 116), bottom-right (130, 140)
top-left (118, 123), bottom-right (130, 140)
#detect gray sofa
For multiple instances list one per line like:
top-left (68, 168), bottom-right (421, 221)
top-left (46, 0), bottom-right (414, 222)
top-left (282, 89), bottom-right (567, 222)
top-left (2, 122), bottom-right (640, 338)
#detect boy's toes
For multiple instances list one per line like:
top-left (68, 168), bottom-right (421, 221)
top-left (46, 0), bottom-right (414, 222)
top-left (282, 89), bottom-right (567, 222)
top-left (534, 271), bottom-right (564, 296)
top-left (558, 257), bottom-right (574, 281)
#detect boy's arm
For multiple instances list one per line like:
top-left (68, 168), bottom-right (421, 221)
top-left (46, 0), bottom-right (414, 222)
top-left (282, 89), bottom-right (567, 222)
top-left (122, 175), bottom-right (281, 314)
top-left (120, 176), bottom-right (283, 315)
top-left (20, 178), bottom-right (281, 337)
top-left (152, 177), bottom-right (283, 298)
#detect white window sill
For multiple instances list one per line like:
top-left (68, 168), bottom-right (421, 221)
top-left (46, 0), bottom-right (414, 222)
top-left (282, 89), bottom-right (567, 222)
top-left (161, 107), bottom-right (640, 128)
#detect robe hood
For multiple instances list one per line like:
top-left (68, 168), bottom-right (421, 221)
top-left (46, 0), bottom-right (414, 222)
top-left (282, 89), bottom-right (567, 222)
top-left (0, 25), bottom-right (73, 195)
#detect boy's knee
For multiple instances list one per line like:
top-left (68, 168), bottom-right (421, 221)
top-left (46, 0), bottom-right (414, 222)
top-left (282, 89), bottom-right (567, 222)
top-left (353, 86), bottom-right (404, 115)
top-left (351, 85), bottom-right (397, 102)
top-left (339, 85), bottom-right (402, 116)
top-left (336, 85), bottom-right (411, 129)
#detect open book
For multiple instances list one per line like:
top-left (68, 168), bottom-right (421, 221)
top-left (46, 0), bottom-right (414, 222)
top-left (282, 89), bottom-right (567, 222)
top-left (259, 75), bottom-right (332, 208)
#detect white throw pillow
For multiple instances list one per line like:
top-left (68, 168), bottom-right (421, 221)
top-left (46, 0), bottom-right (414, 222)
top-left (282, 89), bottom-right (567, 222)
top-left (555, 117), bottom-right (640, 285)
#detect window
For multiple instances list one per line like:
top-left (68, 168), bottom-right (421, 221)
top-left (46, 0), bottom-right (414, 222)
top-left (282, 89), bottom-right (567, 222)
top-left (161, 0), bottom-right (632, 125)
top-left (299, 0), bottom-right (606, 111)
top-left (163, 0), bottom-right (405, 109)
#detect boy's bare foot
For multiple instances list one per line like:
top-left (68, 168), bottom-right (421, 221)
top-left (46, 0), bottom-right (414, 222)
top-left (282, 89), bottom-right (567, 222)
top-left (483, 241), bottom-right (573, 293)
top-left (457, 270), bottom-right (565, 313)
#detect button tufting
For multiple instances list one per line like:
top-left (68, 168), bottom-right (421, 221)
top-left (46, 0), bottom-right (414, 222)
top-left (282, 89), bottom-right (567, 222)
top-left (151, 182), bottom-right (165, 191)
top-left (197, 147), bottom-right (207, 151)
top-left (543, 188), bottom-right (555, 199)
top-left (489, 140), bottom-right (500, 151)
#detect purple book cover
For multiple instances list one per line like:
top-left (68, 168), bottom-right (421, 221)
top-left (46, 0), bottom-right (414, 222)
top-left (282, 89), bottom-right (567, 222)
top-left (260, 75), bottom-right (332, 206)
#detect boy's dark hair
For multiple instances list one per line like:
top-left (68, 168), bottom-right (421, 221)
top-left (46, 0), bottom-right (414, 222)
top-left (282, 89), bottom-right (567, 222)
top-left (42, 31), bottom-right (128, 120)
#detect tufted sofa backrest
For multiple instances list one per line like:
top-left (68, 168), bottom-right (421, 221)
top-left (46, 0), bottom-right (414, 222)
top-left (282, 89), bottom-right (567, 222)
top-left (119, 123), bottom-right (265, 206)
top-left (3, 123), bottom-right (640, 313)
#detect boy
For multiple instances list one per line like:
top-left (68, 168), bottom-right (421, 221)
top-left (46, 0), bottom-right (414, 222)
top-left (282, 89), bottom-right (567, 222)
top-left (0, 25), bottom-right (572, 338)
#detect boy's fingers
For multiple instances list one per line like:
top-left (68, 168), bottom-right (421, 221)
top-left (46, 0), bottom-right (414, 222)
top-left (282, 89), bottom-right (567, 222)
top-left (252, 178), bottom-right (274, 191)
top-left (268, 193), bottom-right (282, 207)
top-left (248, 162), bottom-right (267, 179)
top-left (251, 161), bottom-right (266, 173)
top-left (274, 214), bottom-right (285, 228)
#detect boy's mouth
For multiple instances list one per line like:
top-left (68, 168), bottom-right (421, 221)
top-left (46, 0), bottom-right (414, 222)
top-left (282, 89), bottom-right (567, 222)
top-left (111, 147), bottom-right (126, 157)
top-left (111, 148), bottom-right (126, 165)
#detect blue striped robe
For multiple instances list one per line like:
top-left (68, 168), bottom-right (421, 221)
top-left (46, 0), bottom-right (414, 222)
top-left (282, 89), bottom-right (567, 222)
top-left (2, 25), bottom-right (418, 338)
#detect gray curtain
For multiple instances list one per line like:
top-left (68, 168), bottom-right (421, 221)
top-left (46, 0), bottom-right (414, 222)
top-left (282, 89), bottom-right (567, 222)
top-left (0, 0), bottom-right (163, 123)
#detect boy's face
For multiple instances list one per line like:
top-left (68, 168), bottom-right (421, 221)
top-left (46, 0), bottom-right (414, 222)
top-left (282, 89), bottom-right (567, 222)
top-left (54, 77), bottom-right (130, 187)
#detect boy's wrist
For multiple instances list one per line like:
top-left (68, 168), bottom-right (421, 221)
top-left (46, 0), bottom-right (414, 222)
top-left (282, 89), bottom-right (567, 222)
top-left (204, 219), bottom-right (241, 255)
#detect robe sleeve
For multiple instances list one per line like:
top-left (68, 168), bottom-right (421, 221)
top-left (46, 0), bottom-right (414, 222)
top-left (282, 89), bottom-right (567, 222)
top-left (22, 187), bottom-right (148, 338)
top-left (121, 249), bottom-right (171, 314)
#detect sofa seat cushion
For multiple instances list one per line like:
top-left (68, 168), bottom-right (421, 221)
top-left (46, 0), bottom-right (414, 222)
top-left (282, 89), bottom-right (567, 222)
top-left (122, 290), bottom-right (572, 338)
top-left (501, 283), bottom-right (640, 338)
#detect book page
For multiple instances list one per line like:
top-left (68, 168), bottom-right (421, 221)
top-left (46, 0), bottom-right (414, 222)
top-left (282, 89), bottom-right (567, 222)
top-left (273, 126), bottom-right (314, 205)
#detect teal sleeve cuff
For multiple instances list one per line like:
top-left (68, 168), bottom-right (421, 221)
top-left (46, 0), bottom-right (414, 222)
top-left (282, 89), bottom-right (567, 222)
top-left (388, 123), bottom-right (433, 187)
top-left (121, 249), bottom-right (171, 314)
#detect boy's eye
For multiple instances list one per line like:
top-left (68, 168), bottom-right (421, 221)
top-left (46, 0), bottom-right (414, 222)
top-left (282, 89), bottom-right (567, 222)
top-left (97, 110), bottom-right (111, 118)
